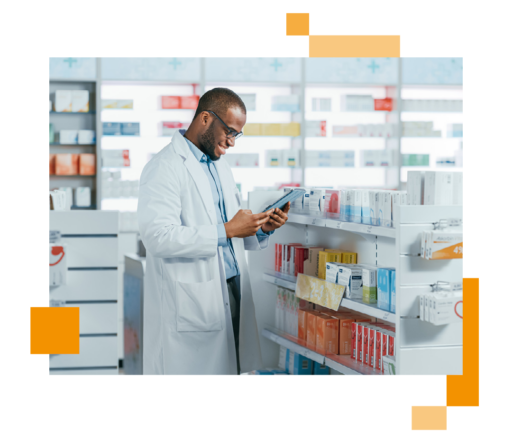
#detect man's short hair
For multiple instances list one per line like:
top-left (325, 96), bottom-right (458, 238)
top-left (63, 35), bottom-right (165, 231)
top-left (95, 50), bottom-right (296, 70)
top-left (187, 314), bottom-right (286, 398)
top-left (193, 87), bottom-right (246, 120)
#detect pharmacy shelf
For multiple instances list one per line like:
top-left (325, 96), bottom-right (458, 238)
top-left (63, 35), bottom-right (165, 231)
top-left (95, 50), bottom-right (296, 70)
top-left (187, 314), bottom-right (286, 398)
top-left (287, 213), bottom-right (396, 238)
top-left (50, 111), bottom-right (96, 115)
top-left (262, 327), bottom-right (379, 375)
top-left (263, 272), bottom-right (396, 323)
top-left (263, 272), bottom-right (296, 290)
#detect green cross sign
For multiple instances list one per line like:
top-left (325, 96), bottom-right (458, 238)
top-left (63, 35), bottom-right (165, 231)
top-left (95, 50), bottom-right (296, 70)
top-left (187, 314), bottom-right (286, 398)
top-left (270, 59), bottom-right (283, 72)
top-left (367, 60), bottom-right (380, 73)
top-left (64, 58), bottom-right (77, 68)
top-left (169, 58), bottom-right (182, 70)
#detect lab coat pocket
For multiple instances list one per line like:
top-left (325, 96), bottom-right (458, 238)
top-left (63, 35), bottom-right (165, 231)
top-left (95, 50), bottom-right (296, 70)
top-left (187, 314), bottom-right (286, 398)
top-left (176, 279), bottom-right (223, 332)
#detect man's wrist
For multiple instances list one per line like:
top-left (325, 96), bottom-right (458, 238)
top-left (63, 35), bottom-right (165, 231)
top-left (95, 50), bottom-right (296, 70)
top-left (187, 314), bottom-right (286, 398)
top-left (224, 222), bottom-right (233, 239)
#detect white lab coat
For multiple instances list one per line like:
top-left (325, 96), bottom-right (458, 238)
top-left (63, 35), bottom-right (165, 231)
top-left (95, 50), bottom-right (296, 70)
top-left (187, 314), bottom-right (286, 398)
top-left (137, 132), bottom-right (265, 374)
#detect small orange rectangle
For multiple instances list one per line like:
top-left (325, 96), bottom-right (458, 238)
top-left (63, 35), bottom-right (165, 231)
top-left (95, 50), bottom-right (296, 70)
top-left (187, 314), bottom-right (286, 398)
top-left (79, 154), bottom-right (96, 175)
top-left (412, 406), bottom-right (447, 430)
top-left (286, 13), bottom-right (309, 36)
top-left (309, 35), bottom-right (400, 58)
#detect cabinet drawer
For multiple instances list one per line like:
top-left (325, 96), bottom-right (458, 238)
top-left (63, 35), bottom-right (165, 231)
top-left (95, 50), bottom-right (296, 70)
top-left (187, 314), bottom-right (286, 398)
top-left (50, 270), bottom-right (117, 301)
top-left (50, 336), bottom-right (117, 369)
top-left (64, 237), bottom-right (118, 268)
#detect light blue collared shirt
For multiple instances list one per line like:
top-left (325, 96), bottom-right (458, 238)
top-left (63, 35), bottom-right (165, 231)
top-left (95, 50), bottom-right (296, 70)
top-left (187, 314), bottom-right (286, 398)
top-left (185, 137), bottom-right (273, 280)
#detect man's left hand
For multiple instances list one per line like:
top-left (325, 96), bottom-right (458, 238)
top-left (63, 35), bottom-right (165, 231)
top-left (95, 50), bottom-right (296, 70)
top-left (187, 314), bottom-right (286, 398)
top-left (261, 202), bottom-right (290, 233)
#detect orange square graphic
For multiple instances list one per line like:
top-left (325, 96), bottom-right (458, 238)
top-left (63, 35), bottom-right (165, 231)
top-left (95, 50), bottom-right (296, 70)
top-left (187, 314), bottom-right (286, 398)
top-left (286, 13), bottom-right (309, 36)
top-left (412, 406), bottom-right (447, 430)
top-left (31, 307), bottom-right (79, 354)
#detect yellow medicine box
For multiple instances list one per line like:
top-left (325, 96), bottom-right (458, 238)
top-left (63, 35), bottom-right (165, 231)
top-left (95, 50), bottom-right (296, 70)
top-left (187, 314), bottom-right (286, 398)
top-left (318, 250), bottom-right (343, 279)
top-left (243, 123), bottom-right (262, 136)
top-left (342, 252), bottom-right (357, 264)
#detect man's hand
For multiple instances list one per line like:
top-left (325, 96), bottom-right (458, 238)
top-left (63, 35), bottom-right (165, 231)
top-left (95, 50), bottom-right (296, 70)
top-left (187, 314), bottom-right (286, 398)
top-left (261, 202), bottom-right (290, 233)
top-left (224, 209), bottom-right (272, 238)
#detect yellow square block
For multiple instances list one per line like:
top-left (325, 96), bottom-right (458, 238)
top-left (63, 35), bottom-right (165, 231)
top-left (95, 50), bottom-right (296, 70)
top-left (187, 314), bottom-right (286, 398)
top-left (262, 123), bottom-right (282, 136)
top-left (31, 307), bottom-right (79, 354)
top-left (286, 13), bottom-right (309, 36)
top-left (412, 406), bottom-right (447, 430)
top-left (243, 123), bottom-right (262, 136)
top-left (281, 122), bottom-right (301, 136)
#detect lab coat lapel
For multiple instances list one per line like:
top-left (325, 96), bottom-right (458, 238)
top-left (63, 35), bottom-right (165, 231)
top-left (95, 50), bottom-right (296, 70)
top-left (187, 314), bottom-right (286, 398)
top-left (216, 158), bottom-right (239, 220)
top-left (172, 132), bottom-right (217, 225)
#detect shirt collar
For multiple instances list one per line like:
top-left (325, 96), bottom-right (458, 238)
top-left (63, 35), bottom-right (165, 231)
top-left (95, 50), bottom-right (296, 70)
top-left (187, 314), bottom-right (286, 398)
top-left (184, 136), bottom-right (209, 163)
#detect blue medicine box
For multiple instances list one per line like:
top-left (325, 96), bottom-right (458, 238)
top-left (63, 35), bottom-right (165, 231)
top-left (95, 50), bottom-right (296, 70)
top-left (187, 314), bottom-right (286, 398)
top-left (390, 270), bottom-right (396, 313)
top-left (121, 122), bottom-right (140, 136)
top-left (377, 268), bottom-right (395, 311)
top-left (286, 350), bottom-right (313, 375)
top-left (313, 361), bottom-right (330, 375)
top-left (103, 122), bottom-right (121, 136)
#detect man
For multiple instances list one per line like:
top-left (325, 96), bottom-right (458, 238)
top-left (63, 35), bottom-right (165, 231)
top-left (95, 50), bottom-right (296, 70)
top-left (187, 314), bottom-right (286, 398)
top-left (138, 88), bottom-right (290, 375)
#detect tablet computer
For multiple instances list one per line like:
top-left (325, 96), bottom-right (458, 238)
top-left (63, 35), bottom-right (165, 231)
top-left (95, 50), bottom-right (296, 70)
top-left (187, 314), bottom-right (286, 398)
top-left (261, 189), bottom-right (306, 213)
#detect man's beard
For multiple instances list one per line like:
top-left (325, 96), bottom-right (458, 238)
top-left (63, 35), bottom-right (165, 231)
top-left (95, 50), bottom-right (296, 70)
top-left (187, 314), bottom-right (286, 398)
top-left (199, 123), bottom-right (220, 161)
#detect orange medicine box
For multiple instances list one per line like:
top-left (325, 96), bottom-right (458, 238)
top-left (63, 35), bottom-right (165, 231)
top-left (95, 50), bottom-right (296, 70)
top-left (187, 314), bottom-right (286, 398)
top-left (306, 311), bottom-right (321, 350)
top-left (337, 316), bottom-right (357, 355)
top-left (55, 154), bottom-right (78, 175)
top-left (161, 96), bottom-right (181, 109)
top-left (316, 314), bottom-right (339, 355)
top-left (298, 309), bottom-right (308, 341)
top-left (49, 154), bottom-right (56, 175)
top-left (180, 95), bottom-right (200, 109)
top-left (79, 154), bottom-right (96, 175)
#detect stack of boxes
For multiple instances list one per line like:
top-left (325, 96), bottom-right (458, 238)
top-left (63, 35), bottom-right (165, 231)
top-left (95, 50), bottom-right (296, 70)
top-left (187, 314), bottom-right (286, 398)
top-left (407, 171), bottom-right (463, 205)
top-left (161, 95), bottom-right (199, 109)
top-left (244, 122), bottom-right (301, 137)
top-left (52, 90), bottom-right (91, 113)
top-left (49, 154), bottom-right (96, 176)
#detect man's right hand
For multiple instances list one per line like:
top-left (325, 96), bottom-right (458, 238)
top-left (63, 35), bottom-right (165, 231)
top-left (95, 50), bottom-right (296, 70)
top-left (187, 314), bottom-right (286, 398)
top-left (224, 209), bottom-right (272, 238)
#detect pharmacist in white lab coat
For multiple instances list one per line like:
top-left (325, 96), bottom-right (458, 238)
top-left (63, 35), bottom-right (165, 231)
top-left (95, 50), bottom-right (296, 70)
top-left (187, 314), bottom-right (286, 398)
top-left (138, 88), bottom-right (290, 374)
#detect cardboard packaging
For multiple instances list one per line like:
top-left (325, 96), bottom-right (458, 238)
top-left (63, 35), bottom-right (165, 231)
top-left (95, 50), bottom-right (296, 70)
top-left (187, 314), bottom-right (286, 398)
top-left (271, 95), bottom-right (300, 112)
top-left (287, 350), bottom-right (313, 375)
top-left (306, 311), bottom-right (321, 349)
top-left (316, 314), bottom-right (339, 355)
top-left (71, 90), bottom-right (89, 112)
top-left (298, 309), bottom-right (308, 340)
top-left (275, 243), bottom-right (282, 272)
top-left (369, 190), bottom-right (379, 225)
top-left (49, 123), bottom-right (55, 144)
top-left (161, 96), bottom-right (181, 109)
top-left (117, 99), bottom-right (134, 109)
top-left (362, 190), bottom-right (371, 225)
top-left (357, 322), bottom-right (365, 362)
top-left (313, 361), bottom-right (330, 375)
top-left (302, 247), bottom-right (325, 278)
top-left (162, 121), bottom-right (190, 136)
top-left (305, 120), bottom-right (326, 137)
top-left (78, 130), bottom-right (95, 144)
top-left (121, 122), bottom-right (140, 136)
top-left (337, 316), bottom-right (356, 355)
top-left (377, 268), bottom-right (395, 311)
top-left (103, 122), bottom-right (122, 136)
top-left (262, 123), bottom-right (282, 136)
top-left (75, 187), bottom-right (91, 207)
top-left (54, 90), bottom-right (72, 112)
top-left (294, 246), bottom-right (323, 277)
top-left (280, 122), bottom-right (301, 136)
top-left (49, 243), bottom-right (67, 286)
top-left (55, 154), bottom-right (79, 175)
top-left (452, 172), bottom-right (463, 205)
top-left (49, 154), bottom-right (56, 175)
top-left (49, 190), bottom-right (67, 211)
top-left (342, 252), bottom-right (357, 264)
top-left (375, 329), bottom-right (383, 371)
top-left (349, 189), bottom-right (362, 223)
top-left (59, 130), bottom-right (78, 144)
top-left (180, 95), bottom-right (199, 109)
top-left (312, 97), bottom-right (332, 112)
top-left (332, 125), bottom-right (359, 137)
top-left (424, 171), bottom-right (454, 205)
top-left (383, 355), bottom-right (396, 374)
top-left (363, 324), bottom-right (370, 365)
top-left (407, 171), bottom-right (425, 205)
top-left (390, 270), bottom-right (396, 313)
top-left (362, 268), bottom-right (377, 304)
top-left (243, 123), bottom-right (262, 136)
top-left (102, 99), bottom-right (118, 109)
top-left (309, 188), bottom-right (325, 213)
top-left (283, 149), bottom-right (300, 167)
top-left (79, 154), bottom-right (96, 175)
top-left (374, 97), bottom-right (393, 111)
top-left (368, 326), bottom-right (377, 368)
top-left (318, 250), bottom-right (342, 279)
top-left (377, 191), bottom-right (392, 227)
top-left (266, 150), bottom-right (283, 167)
top-left (325, 189), bottom-right (342, 214)
top-left (429, 231), bottom-right (463, 260)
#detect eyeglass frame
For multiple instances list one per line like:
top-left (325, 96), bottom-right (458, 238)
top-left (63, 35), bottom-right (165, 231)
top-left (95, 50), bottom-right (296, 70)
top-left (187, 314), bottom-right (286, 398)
top-left (206, 110), bottom-right (244, 140)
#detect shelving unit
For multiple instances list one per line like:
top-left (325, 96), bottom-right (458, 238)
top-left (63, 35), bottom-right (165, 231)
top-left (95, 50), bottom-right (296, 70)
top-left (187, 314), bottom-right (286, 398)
top-left (249, 201), bottom-right (462, 375)
top-left (49, 62), bottom-right (102, 208)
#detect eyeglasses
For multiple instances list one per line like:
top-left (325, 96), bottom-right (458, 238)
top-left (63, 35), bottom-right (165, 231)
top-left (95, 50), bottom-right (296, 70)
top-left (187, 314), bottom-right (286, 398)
top-left (207, 111), bottom-right (244, 140)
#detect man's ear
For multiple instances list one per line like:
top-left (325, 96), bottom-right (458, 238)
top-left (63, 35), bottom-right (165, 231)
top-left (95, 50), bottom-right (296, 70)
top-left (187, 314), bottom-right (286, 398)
top-left (201, 111), bottom-right (210, 126)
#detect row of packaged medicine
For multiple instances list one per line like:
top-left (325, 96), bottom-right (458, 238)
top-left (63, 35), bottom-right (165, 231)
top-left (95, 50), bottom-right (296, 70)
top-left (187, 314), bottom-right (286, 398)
top-left (283, 186), bottom-right (408, 226)
top-left (420, 292), bottom-right (462, 326)
top-left (103, 122), bottom-right (140, 136)
top-left (421, 231), bottom-right (463, 260)
top-left (50, 128), bottom-right (96, 145)
top-left (50, 154), bottom-right (95, 175)
top-left (102, 99), bottom-right (134, 109)
top-left (161, 95), bottom-right (199, 109)
top-left (407, 171), bottom-right (463, 205)
top-left (326, 263), bottom-right (396, 312)
top-left (102, 149), bottom-right (131, 168)
top-left (402, 99), bottom-right (462, 113)
top-left (51, 90), bottom-right (91, 113)
top-left (49, 187), bottom-right (92, 210)
top-left (274, 244), bottom-right (358, 279)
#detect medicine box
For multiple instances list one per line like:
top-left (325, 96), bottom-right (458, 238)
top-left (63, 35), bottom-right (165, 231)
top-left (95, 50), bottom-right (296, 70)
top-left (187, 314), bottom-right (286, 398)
top-left (283, 149), bottom-right (300, 167)
top-left (390, 270), bottom-right (396, 314)
top-left (180, 95), bottom-right (199, 109)
top-left (71, 90), bottom-right (89, 112)
top-left (312, 97), bottom-right (331, 112)
top-left (305, 120), bottom-right (326, 137)
top-left (308, 189), bottom-right (325, 213)
top-left (324, 189), bottom-right (341, 214)
top-left (286, 351), bottom-right (313, 375)
top-left (318, 250), bottom-right (342, 280)
top-left (312, 361), bottom-right (330, 375)
top-left (338, 316), bottom-right (356, 355)
top-left (266, 150), bottom-right (283, 167)
top-left (316, 314), bottom-right (339, 355)
top-left (54, 90), bottom-right (72, 112)
top-left (424, 171), bottom-right (453, 205)
top-left (78, 154), bottom-right (96, 175)
top-left (59, 130), bottom-right (78, 144)
top-left (377, 268), bottom-right (394, 311)
top-left (161, 96), bottom-right (181, 109)
top-left (383, 355), bottom-right (396, 375)
top-left (342, 252), bottom-right (357, 264)
top-left (362, 268), bottom-right (377, 304)
top-left (407, 171), bottom-right (425, 205)
top-left (271, 95), bottom-right (300, 112)
top-left (306, 311), bottom-right (320, 349)
top-left (75, 187), bottom-right (91, 207)
top-left (49, 154), bottom-right (56, 175)
top-left (121, 122), bottom-right (140, 136)
top-left (243, 123), bottom-right (262, 136)
top-left (103, 122), bottom-right (122, 136)
top-left (280, 122), bottom-right (301, 137)
top-left (55, 154), bottom-right (78, 175)
top-left (303, 247), bottom-right (324, 278)
top-left (377, 191), bottom-right (392, 227)
top-left (78, 130), bottom-right (95, 144)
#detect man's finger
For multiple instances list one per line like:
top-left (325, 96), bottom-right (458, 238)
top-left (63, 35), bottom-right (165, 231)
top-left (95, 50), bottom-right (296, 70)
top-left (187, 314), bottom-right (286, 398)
top-left (253, 211), bottom-right (273, 220)
top-left (282, 202), bottom-right (291, 214)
